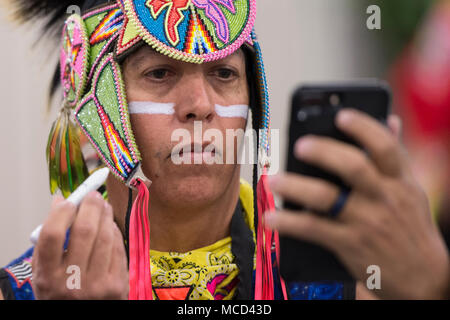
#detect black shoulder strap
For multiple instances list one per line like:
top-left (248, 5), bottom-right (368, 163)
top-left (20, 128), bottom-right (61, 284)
top-left (230, 199), bottom-right (255, 300)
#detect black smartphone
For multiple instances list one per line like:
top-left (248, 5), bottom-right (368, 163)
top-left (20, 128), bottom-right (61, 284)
top-left (280, 81), bottom-right (391, 282)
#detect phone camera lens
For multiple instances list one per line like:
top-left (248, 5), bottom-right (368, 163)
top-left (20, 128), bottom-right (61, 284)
top-left (297, 110), bottom-right (308, 121)
top-left (329, 94), bottom-right (340, 107)
top-left (297, 105), bottom-right (322, 122)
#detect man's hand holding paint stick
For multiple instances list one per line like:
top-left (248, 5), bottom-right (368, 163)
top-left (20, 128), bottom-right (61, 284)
top-left (30, 167), bottom-right (129, 299)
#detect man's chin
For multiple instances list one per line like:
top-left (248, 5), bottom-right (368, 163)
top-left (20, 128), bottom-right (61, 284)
top-left (164, 175), bottom-right (221, 205)
top-left (157, 166), bottom-right (236, 205)
top-left (143, 161), bottom-right (238, 207)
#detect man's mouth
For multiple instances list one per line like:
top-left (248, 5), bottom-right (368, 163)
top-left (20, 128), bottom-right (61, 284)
top-left (169, 142), bottom-right (221, 163)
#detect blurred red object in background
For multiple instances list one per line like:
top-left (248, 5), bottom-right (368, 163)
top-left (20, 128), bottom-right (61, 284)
top-left (391, 0), bottom-right (450, 247)
top-left (392, 0), bottom-right (450, 142)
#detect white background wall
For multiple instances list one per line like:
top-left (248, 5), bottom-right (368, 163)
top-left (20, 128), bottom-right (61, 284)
top-left (0, 0), bottom-right (382, 266)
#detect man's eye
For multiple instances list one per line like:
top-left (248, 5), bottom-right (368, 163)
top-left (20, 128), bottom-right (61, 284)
top-left (145, 69), bottom-right (172, 80)
top-left (215, 68), bottom-right (237, 80)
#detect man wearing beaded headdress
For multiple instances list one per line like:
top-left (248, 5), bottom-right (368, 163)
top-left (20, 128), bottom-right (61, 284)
top-left (1, 0), bottom-right (449, 300)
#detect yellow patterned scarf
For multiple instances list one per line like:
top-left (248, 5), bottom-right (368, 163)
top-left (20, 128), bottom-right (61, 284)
top-left (149, 180), bottom-right (256, 300)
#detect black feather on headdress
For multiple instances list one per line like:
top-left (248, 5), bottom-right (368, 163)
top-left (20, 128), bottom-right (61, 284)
top-left (9, 0), bottom-right (113, 100)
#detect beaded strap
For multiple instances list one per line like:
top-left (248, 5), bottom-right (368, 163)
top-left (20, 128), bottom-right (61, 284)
top-left (251, 31), bottom-right (271, 165)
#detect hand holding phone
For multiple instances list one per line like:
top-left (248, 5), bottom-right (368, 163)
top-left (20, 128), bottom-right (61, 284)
top-left (280, 81), bottom-right (391, 282)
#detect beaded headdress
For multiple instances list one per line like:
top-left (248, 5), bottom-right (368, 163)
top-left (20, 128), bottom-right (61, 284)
top-left (12, 0), bottom-right (284, 300)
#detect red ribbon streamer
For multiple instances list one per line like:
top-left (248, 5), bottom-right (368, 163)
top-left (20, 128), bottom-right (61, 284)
top-left (255, 168), bottom-right (287, 300)
top-left (128, 179), bottom-right (152, 300)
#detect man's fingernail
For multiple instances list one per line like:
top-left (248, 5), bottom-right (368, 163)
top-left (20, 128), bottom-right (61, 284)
top-left (336, 109), bottom-right (354, 126)
top-left (295, 137), bottom-right (314, 156)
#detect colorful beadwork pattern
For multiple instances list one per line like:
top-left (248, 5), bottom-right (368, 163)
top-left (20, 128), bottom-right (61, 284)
top-left (75, 53), bottom-right (141, 182)
top-left (123, 0), bottom-right (256, 63)
top-left (50, 1), bottom-right (271, 197)
top-left (89, 8), bottom-right (123, 46)
top-left (60, 15), bottom-right (90, 107)
top-left (116, 0), bottom-right (143, 57)
top-left (82, 3), bottom-right (124, 80)
top-left (53, 0), bottom-right (271, 191)
top-left (251, 31), bottom-right (271, 160)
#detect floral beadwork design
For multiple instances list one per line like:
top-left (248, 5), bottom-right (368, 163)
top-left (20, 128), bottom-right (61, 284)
top-left (146, 0), bottom-right (191, 46)
top-left (191, 0), bottom-right (236, 44)
top-left (124, 0), bottom-right (256, 63)
top-left (60, 15), bottom-right (89, 107)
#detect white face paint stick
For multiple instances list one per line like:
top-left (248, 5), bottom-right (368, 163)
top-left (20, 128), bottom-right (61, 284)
top-left (30, 167), bottom-right (110, 245)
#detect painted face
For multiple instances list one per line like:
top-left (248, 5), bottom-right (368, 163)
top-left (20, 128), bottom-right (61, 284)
top-left (121, 45), bottom-right (250, 209)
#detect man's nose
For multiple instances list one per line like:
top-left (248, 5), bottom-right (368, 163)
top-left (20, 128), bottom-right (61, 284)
top-left (175, 73), bottom-right (215, 123)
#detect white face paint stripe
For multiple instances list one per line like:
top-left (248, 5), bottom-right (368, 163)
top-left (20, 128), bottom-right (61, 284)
top-left (128, 101), bottom-right (249, 119)
top-left (128, 101), bottom-right (175, 115)
top-left (215, 104), bottom-right (249, 119)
